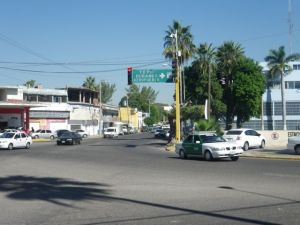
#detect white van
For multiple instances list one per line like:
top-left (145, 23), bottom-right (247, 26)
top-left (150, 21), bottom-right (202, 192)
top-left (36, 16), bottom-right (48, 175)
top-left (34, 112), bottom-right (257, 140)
top-left (104, 127), bottom-right (119, 138)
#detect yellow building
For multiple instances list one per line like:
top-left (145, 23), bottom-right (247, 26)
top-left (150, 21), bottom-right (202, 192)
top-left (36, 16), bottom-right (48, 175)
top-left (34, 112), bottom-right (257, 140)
top-left (119, 107), bottom-right (139, 129)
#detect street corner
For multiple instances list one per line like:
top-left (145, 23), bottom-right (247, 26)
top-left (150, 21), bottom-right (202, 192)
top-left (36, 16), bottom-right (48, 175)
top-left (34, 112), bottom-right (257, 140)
top-left (165, 143), bottom-right (175, 152)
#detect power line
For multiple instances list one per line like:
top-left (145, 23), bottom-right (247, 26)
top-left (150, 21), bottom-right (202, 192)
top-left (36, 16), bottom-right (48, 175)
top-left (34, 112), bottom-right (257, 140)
top-left (0, 61), bottom-right (167, 74)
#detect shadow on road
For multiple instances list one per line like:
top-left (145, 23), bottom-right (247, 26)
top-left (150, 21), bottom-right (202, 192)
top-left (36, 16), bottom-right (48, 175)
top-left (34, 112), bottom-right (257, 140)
top-left (0, 175), bottom-right (112, 207)
top-left (0, 175), bottom-right (289, 224)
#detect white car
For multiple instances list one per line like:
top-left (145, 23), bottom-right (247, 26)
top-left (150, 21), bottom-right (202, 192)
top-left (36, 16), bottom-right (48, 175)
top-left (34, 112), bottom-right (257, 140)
top-left (287, 135), bottom-right (300, 155)
top-left (104, 127), bottom-right (119, 138)
top-left (223, 128), bottom-right (266, 151)
top-left (0, 132), bottom-right (32, 150)
top-left (75, 129), bottom-right (88, 138)
top-left (175, 134), bottom-right (243, 161)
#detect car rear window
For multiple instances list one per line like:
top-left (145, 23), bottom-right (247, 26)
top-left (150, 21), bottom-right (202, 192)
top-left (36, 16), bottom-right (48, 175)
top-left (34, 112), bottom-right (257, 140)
top-left (226, 130), bottom-right (243, 135)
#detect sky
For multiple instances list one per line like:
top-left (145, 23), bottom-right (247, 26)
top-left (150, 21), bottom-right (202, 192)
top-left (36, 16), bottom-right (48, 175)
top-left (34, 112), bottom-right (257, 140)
top-left (0, 0), bottom-right (299, 105)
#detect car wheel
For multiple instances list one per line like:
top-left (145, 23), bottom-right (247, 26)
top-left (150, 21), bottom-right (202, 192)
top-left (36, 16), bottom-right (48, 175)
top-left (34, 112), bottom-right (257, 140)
top-left (83, 134), bottom-right (87, 138)
top-left (204, 151), bottom-right (213, 161)
top-left (179, 149), bottom-right (187, 159)
top-left (295, 145), bottom-right (300, 155)
top-left (50, 135), bottom-right (55, 140)
top-left (25, 142), bottom-right (31, 149)
top-left (230, 156), bottom-right (239, 161)
top-left (8, 143), bottom-right (13, 150)
top-left (243, 142), bottom-right (249, 151)
top-left (71, 140), bottom-right (75, 145)
top-left (57, 141), bottom-right (61, 145)
top-left (34, 135), bottom-right (39, 139)
top-left (78, 140), bottom-right (81, 144)
top-left (260, 140), bottom-right (265, 149)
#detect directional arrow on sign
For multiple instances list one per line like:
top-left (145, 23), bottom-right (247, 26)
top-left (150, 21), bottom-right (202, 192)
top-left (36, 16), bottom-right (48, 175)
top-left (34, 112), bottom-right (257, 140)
top-left (160, 73), bottom-right (166, 79)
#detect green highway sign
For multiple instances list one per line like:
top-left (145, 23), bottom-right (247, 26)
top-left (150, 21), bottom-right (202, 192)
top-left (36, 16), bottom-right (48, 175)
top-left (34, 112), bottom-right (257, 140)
top-left (132, 69), bottom-right (174, 83)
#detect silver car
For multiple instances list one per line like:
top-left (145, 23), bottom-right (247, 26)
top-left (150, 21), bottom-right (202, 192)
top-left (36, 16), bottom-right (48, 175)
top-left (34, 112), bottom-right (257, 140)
top-left (31, 129), bottom-right (55, 139)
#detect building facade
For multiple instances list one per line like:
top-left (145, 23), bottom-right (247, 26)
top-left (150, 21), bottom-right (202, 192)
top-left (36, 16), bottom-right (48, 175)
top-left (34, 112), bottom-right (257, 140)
top-left (243, 61), bottom-right (300, 130)
top-left (0, 85), bottom-right (119, 135)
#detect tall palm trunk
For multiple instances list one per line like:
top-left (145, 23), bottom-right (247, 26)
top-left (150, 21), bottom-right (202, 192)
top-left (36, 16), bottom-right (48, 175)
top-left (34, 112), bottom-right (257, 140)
top-left (281, 71), bottom-right (287, 130)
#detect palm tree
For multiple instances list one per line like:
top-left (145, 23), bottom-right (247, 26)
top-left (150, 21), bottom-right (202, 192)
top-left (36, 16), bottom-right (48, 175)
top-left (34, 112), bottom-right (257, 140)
top-left (216, 41), bottom-right (244, 130)
top-left (24, 80), bottom-right (36, 88)
top-left (194, 43), bottom-right (216, 119)
top-left (82, 76), bottom-right (97, 91)
top-left (163, 20), bottom-right (196, 64)
top-left (163, 20), bottom-right (196, 104)
top-left (264, 46), bottom-right (300, 130)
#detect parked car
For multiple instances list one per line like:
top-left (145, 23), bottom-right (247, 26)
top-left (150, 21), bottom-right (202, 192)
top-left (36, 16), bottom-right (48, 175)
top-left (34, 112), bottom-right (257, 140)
top-left (287, 135), bottom-right (300, 155)
top-left (223, 128), bottom-right (266, 151)
top-left (154, 129), bottom-right (167, 139)
top-left (0, 132), bottom-right (32, 150)
top-left (175, 134), bottom-right (243, 161)
top-left (31, 129), bottom-right (55, 139)
top-left (104, 127), bottom-right (118, 138)
top-left (0, 129), bottom-right (19, 135)
top-left (75, 129), bottom-right (88, 138)
top-left (55, 129), bottom-right (70, 138)
top-left (56, 131), bottom-right (82, 145)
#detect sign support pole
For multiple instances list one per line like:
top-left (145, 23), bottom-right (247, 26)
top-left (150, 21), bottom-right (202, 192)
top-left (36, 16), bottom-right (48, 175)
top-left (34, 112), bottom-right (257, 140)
top-left (174, 30), bottom-right (181, 142)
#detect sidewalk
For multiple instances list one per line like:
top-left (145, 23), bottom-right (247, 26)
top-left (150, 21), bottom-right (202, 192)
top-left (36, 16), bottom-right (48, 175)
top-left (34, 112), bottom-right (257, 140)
top-left (165, 144), bottom-right (300, 160)
top-left (241, 145), bottom-right (300, 160)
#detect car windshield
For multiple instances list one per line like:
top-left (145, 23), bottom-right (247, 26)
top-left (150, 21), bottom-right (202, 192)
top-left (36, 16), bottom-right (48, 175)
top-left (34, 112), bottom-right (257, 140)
top-left (0, 132), bottom-right (15, 138)
top-left (107, 128), bottom-right (115, 132)
top-left (226, 130), bottom-right (243, 135)
top-left (60, 132), bottom-right (72, 138)
top-left (35, 129), bottom-right (41, 133)
top-left (202, 136), bottom-right (226, 143)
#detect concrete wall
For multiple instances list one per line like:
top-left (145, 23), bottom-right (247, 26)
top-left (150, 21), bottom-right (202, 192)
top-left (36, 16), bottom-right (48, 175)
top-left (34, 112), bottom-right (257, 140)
top-left (259, 130), bottom-right (300, 148)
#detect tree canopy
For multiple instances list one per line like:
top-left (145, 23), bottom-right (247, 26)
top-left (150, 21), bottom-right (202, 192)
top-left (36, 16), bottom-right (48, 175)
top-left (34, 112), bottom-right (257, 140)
top-left (119, 84), bottom-right (158, 112)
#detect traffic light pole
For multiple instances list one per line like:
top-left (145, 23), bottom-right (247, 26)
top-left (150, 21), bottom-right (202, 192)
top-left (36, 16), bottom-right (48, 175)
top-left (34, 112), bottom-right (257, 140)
top-left (173, 30), bottom-right (181, 142)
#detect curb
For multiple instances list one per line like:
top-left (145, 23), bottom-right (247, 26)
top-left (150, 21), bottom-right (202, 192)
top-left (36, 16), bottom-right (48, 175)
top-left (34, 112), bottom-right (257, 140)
top-left (164, 144), bottom-right (300, 160)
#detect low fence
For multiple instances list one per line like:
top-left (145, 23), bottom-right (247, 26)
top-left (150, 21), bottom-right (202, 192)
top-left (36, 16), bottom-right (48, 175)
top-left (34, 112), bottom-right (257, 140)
top-left (259, 130), bottom-right (300, 148)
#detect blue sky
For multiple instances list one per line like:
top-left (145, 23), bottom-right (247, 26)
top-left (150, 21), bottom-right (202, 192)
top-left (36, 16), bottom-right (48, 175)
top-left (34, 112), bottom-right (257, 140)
top-left (0, 0), bottom-right (299, 105)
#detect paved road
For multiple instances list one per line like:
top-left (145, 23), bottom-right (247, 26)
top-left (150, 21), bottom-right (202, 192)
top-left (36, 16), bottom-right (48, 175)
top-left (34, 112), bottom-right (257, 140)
top-left (0, 133), bottom-right (299, 225)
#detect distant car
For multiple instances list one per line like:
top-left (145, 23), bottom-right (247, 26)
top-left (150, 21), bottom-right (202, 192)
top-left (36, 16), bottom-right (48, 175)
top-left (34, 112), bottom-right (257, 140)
top-left (0, 132), bottom-right (32, 150)
top-left (75, 129), bottom-right (88, 138)
top-left (175, 134), bottom-right (243, 161)
top-left (154, 129), bottom-right (167, 139)
top-left (31, 129), bottom-right (55, 139)
top-left (56, 131), bottom-right (82, 145)
top-left (55, 129), bottom-right (70, 138)
top-left (104, 127), bottom-right (118, 138)
top-left (287, 135), bottom-right (300, 155)
top-left (223, 128), bottom-right (266, 151)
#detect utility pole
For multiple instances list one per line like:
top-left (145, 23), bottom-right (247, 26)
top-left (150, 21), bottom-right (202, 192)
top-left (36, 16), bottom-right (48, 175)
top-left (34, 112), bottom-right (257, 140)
top-left (99, 81), bottom-right (102, 136)
top-left (171, 30), bottom-right (181, 142)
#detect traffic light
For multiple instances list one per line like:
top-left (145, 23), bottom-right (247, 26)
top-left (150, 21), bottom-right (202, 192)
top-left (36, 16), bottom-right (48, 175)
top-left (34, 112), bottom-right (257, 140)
top-left (127, 67), bottom-right (132, 85)
top-left (171, 59), bottom-right (177, 80)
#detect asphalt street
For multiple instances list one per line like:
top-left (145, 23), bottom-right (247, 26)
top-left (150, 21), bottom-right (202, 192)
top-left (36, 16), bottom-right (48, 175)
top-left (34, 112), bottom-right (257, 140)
top-left (0, 133), bottom-right (299, 225)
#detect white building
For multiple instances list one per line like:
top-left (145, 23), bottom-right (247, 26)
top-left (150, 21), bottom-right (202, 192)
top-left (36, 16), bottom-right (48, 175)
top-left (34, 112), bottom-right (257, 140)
top-left (243, 61), bottom-right (300, 130)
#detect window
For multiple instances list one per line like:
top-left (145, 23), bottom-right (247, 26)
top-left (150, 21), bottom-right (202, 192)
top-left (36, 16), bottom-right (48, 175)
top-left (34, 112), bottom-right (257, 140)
top-left (295, 81), bottom-right (300, 89)
top-left (285, 81), bottom-right (295, 89)
top-left (293, 64), bottom-right (300, 70)
top-left (194, 136), bottom-right (201, 143)
top-left (21, 133), bottom-right (27, 138)
top-left (27, 94), bottom-right (37, 102)
top-left (184, 135), bottom-right (193, 143)
top-left (38, 95), bottom-right (52, 102)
